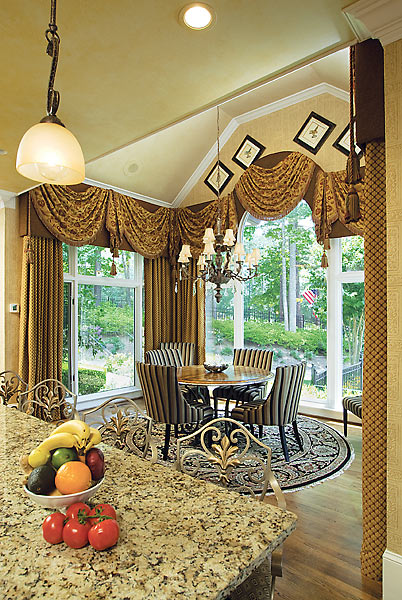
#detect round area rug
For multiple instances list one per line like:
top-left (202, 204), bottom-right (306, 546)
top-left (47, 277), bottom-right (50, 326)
top-left (152, 416), bottom-right (354, 495)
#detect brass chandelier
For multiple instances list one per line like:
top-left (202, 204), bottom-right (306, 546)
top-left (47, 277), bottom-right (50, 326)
top-left (178, 106), bottom-right (260, 303)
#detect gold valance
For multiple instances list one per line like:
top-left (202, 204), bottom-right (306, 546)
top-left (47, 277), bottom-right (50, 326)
top-left (28, 151), bottom-right (363, 263)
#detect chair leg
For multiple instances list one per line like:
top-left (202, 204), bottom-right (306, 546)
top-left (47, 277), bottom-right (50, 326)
top-left (163, 424), bottom-right (171, 461)
top-left (249, 423), bottom-right (255, 437)
top-left (213, 397), bottom-right (219, 418)
top-left (174, 424), bottom-right (179, 438)
top-left (343, 407), bottom-right (348, 437)
top-left (259, 425), bottom-right (263, 438)
top-left (279, 425), bottom-right (290, 463)
top-left (292, 420), bottom-right (303, 451)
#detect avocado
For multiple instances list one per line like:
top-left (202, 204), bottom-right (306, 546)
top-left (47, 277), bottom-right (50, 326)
top-left (27, 465), bottom-right (56, 495)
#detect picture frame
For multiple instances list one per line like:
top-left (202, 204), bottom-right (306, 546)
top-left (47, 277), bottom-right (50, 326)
top-left (232, 134), bottom-right (266, 169)
top-left (293, 111), bottom-right (336, 155)
top-left (332, 123), bottom-right (363, 158)
top-left (204, 161), bottom-right (234, 196)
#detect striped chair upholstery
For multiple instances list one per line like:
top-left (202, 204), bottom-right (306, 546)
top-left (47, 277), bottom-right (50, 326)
top-left (232, 362), bottom-right (306, 462)
top-left (146, 348), bottom-right (183, 367)
top-left (159, 342), bottom-right (195, 366)
top-left (212, 349), bottom-right (273, 417)
top-left (342, 395), bottom-right (362, 437)
top-left (146, 348), bottom-right (210, 405)
top-left (136, 363), bottom-right (213, 460)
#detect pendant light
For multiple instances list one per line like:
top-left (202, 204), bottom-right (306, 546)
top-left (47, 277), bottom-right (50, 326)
top-left (16, 0), bottom-right (85, 185)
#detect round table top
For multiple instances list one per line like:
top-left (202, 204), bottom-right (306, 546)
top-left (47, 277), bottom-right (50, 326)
top-left (177, 365), bottom-right (272, 386)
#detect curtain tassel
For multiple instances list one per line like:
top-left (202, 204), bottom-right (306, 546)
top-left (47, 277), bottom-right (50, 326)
top-left (321, 250), bottom-right (328, 268)
top-left (110, 259), bottom-right (117, 276)
top-left (25, 237), bottom-right (34, 264)
top-left (324, 238), bottom-right (330, 251)
top-left (345, 184), bottom-right (362, 223)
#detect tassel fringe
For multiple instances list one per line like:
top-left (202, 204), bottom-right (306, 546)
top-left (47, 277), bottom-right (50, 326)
top-left (110, 260), bottom-right (117, 276)
top-left (321, 251), bottom-right (328, 268)
top-left (345, 185), bottom-right (362, 223)
top-left (25, 237), bottom-right (34, 265)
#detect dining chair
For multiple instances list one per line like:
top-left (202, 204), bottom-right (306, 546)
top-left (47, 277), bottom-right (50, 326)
top-left (232, 362), bottom-right (306, 462)
top-left (212, 348), bottom-right (273, 417)
top-left (159, 341), bottom-right (195, 366)
top-left (19, 379), bottom-right (78, 423)
top-left (0, 371), bottom-right (28, 407)
top-left (136, 362), bottom-right (213, 460)
top-left (146, 347), bottom-right (210, 405)
top-left (342, 394), bottom-right (362, 437)
top-left (175, 416), bottom-right (287, 599)
top-left (81, 396), bottom-right (157, 462)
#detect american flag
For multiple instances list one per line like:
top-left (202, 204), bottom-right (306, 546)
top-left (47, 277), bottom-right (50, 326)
top-left (302, 289), bottom-right (317, 306)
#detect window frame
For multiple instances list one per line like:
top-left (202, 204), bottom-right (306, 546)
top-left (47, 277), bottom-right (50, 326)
top-left (230, 212), bottom-right (364, 418)
top-left (63, 245), bottom-right (144, 410)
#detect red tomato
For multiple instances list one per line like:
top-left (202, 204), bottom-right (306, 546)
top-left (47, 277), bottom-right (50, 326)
top-left (88, 519), bottom-right (120, 551)
top-left (62, 518), bottom-right (90, 548)
top-left (88, 503), bottom-right (117, 526)
top-left (42, 512), bottom-right (65, 544)
top-left (65, 502), bottom-right (91, 522)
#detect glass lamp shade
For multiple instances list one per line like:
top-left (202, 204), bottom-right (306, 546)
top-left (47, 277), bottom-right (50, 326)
top-left (16, 122), bottom-right (85, 184)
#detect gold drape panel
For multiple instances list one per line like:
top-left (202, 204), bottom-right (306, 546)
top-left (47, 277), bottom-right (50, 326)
top-left (144, 258), bottom-right (205, 362)
top-left (18, 236), bottom-right (64, 419)
top-left (235, 153), bottom-right (316, 221)
top-left (174, 261), bottom-right (206, 363)
top-left (120, 196), bottom-right (172, 259)
top-left (144, 257), bottom-right (174, 354)
top-left (312, 170), bottom-right (364, 244)
top-left (360, 141), bottom-right (387, 580)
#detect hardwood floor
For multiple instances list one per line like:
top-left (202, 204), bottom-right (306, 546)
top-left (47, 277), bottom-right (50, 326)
top-left (266, 422), bottom-right (382, 600)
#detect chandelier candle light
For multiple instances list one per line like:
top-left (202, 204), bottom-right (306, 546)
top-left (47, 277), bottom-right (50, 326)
top-left (178, 106), bottom-right (261, 303)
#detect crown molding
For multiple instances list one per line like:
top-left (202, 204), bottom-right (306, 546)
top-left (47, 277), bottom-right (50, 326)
top-left (83, 178), bottom-right (172, 208)
top-left (0, 190), bottom-right (16, 209)
top-left (343, 0), bottom-right (402, 45)
top-left (172, 83), bottom-right (348, 207)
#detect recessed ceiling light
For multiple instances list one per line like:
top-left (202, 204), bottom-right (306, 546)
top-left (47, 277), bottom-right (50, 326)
top-left (179, 3), bottom-right (216, 30)
top-left (123, 160), bottom-right (141, 176)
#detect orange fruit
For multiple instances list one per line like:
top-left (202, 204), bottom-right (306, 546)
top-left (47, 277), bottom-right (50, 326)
top-left (55, 461), bottom-right (92, 495)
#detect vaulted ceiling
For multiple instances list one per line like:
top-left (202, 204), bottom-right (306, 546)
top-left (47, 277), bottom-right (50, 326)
top-left (0, 0), bottom-right (357, 201)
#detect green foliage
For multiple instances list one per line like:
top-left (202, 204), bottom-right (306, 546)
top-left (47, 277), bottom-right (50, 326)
top-left (62, 364), bottom-right (106, 396)
top-left (211, 319), bottom-right (326, 354)
top-left (83, 301), bottom-right (134, 336)
top-left (104, 353), bottom-right (134, 378)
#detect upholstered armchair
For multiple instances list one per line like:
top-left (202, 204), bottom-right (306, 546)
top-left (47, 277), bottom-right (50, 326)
top-left (175, 417), bottom-right (287, 598)
top-left (136, 363), bottom-right (213, 460)
top-left (212, 348), bottom-right (273, 417)
top-left (159, 341), bottom-right (195, 366)
top-left (147, 347), bottom-right (210, 405)
top-left (232, 362), bottom-right (306, 462)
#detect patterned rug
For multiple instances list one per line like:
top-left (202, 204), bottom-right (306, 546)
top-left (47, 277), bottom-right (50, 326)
top-left (152, 416), bottom-right (354, 495)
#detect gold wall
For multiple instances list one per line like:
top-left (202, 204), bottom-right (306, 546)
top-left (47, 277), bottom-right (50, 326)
top-left (0, 200), bottom-right (22, 374)
top-left (385, 38), bottom-right (402, 555)
top-left (183, 93), bottom-right (350, 206)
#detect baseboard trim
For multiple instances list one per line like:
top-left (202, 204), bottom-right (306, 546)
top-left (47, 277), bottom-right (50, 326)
top-left (383, 549), bottom-right (402, 600)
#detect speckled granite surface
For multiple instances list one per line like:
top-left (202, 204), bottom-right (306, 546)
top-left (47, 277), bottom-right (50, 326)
top-left (0, 405), bottom-right (297, 600)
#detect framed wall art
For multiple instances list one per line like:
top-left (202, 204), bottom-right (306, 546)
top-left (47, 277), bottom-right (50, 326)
top-left (204, 161), bottom-right (234, 196)
top-left (232, 135), bottom-right (265, 169)
top-left (332, 123), bottom-right (363, 158)
top-left (293, 111), bottom-right (336, 155)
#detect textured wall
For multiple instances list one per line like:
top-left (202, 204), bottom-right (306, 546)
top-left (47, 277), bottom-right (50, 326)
top-left (183, 93), bottom-right (350, 206)
top-left (0, 202), bottom-right (22, 373)
top-left (385, 39), bottom-right (402, 555)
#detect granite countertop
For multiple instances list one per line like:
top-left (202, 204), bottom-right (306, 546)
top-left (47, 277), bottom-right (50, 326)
top-left (0, 405), bottom-right (297, 600)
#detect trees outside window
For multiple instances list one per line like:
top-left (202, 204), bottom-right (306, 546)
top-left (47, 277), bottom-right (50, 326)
top-left (63, 245), bottom-right (143, 406)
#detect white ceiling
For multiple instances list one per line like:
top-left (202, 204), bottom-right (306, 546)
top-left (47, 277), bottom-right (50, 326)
top-left (0, 0), bottom-right (357, 201)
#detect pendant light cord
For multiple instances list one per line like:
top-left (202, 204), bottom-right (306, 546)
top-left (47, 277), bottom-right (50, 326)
top-left (216, 105), bottom-right (222, 235)
top-left (45, 0), bottom-right (60, 116)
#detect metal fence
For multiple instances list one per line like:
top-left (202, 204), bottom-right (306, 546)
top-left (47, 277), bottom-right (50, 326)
top-left (311, 360), bottom-right (363, 391)
top-left (214, 306), bottom-right (321, 329)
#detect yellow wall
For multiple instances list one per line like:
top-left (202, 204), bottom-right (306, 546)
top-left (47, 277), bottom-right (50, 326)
top-left (0, 199), bottom-right (22, 374)
top-left (385, 38), bottom-right (402, 555)
top-left (183, 92), bottom-right (351, 206)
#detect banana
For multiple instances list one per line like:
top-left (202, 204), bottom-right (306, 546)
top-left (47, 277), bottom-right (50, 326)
top-left (28, 432), bottom-right (79, 468)
top-left (50, 420), bottom-right (90, 444)
top-left (84, 427), bottom-right (102, 453)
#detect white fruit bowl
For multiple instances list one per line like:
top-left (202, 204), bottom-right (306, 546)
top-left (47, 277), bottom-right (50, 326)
top-left (23, 477), bottom-right (104, 512)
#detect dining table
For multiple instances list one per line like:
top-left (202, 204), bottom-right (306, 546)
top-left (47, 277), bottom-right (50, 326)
top-left (177, 364), bottom-right (272, 387)
top-left (0, 404), bottom-right (297, 600)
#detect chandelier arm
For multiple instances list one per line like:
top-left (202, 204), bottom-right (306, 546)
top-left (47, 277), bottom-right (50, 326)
top-left (45, 0), bottom-right (61, 116)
